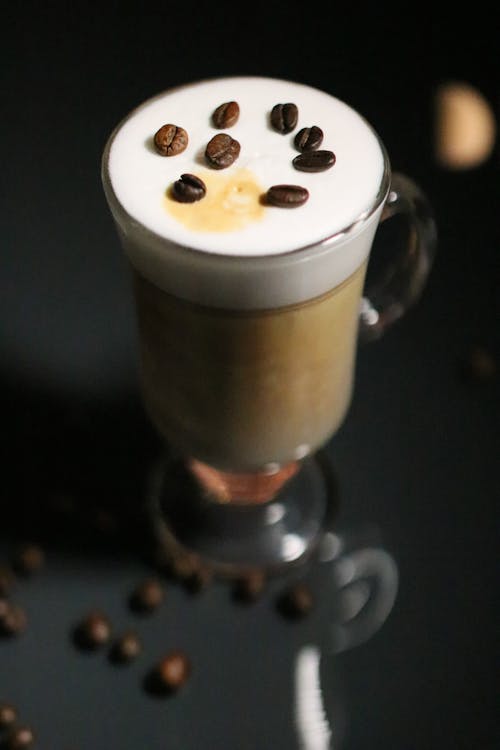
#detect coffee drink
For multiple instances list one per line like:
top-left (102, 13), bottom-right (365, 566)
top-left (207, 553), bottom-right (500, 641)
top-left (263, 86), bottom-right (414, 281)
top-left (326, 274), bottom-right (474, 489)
top-left (102, 76), bottom-right (388, 473)
top-left (133, 261), bottom-right (366, 470)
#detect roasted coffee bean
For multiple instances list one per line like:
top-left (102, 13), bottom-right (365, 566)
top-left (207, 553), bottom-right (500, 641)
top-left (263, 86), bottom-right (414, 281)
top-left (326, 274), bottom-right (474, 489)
top-left (172, 173), bottom-right (207, 203)
top-left (212, 100), bottom-right (240, 128)
top-left (154, 124), bottom-right (188, 156)
top-left (12, 544), bottom-right (45, 576)
top-left (74, 611), bottom-right (111, 649)
top-left (110, 631), bottom-right (142, 664)
top-left (294, 126), bottom-right (324, 152)
top-left (0, 703), bottom-right (17, 729)
top-left (184, 565), bottom-right (213, 594)
top-left (270, 103), bottom-right (298, 133)
top-left (0, 598), bottom-right (10, 619)
top-left (129, 578), bottom-right (165, 613)
top-left (170, 552), bottom-right (201, 581)
top-left (5, 726), bottom-right (35, 750)
top-left (205, 133), bottom-right (240, 169)
top-left (0, 603), bottom-right (27, 636)
top-left (293, 150), bottom-right (336, 172)
top-left (266, 184), bottom-right (309, 208)
top-left (277, 582), bottom-right (314, 619)
top-left (0, 565), bottom-right (14, 596)
top-left (155, 650), bottom-right (191, 691)
top-left (460, 345), bottom-right (497, 383)
top-left (232, 570), bottom-right (266, 603)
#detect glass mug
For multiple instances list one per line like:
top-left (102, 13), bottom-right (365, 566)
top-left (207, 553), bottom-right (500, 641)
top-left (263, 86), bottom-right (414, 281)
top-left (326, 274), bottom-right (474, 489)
top-left (102, 78), bottom-right (436, 574)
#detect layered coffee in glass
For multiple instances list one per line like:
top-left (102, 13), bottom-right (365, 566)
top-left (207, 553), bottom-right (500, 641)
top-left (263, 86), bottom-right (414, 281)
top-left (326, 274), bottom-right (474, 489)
top-left (102, 76), bottom-right (435, 573)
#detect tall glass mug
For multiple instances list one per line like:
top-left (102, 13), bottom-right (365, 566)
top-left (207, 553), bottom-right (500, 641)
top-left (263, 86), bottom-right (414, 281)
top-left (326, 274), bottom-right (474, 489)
top-left (102, 77), bottom-right (436, 574)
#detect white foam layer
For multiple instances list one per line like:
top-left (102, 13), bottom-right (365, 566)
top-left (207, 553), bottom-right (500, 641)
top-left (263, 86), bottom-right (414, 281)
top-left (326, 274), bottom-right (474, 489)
top-left (102, 77), bottom-right (389, 308)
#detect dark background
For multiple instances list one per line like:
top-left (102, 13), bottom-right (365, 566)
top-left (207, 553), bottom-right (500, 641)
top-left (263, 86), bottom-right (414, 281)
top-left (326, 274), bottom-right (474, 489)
top-left (1, 3), bottom-right (498, 749)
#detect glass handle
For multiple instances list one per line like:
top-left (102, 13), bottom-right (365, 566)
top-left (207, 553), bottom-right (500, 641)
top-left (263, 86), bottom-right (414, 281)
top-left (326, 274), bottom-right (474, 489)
top-left (359, 172), bottom-right (437, 341)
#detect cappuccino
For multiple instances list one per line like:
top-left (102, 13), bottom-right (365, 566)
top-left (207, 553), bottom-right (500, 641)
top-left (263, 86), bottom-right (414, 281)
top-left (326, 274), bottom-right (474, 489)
top-left (102, 77), bottom-right (389, 471)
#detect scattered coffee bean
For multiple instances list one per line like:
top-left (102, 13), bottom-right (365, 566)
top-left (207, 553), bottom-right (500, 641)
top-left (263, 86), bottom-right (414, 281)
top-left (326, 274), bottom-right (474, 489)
top-left (110, 630), bottom-right (142, 664)
top-left (212, 100), bottom-right (240, 128)
top-left (184, 565), bottom-right (213, 594)
top-left (74, 610), bottom-right (111, 649)
top-left (293, 150), bottom-right (336, 172)
top-left (460, 345), bottom-right (497, 383)
top-left (0, 598), bottom-right (10, 619)
top-left (12, 544), bottom-right (44, 576)
top-left (0, 703), bottom-right (17, 729)
top-left (155, 650), bottom-right (191, 692)
top-left (270, 103), bottom-right (298, 134)
top-left (0, 603), bottom-right (27, 637)
top-left (205, 133), bottom-right (240, 169)
top-left (277, 582), bottom-right (314, 619)
top-left (153, 124), bottom-right (188, 156)
top-left (129, 577), bottom-right (165, 613)
top-left (5, 726), bottom-right (35, 750)
top-left (266, 184), bottom-right (309, 208)
top-left (294, 126), bottom-right (324, 152)
top-left (170, 552), bottom-right (201, 581)
top-left (172, 173), bottom-right (207, 203)
top-left (0, 565), bottom-right (14, 596)
top-left (232, 570), bottom-right (266, 603)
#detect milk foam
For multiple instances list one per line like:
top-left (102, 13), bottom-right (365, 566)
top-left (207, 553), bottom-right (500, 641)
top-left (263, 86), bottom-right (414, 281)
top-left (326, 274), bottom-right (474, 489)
top-left (105, 77), bottom-right (385, 256)
top-left (102, 77), bottom-right (390, 309)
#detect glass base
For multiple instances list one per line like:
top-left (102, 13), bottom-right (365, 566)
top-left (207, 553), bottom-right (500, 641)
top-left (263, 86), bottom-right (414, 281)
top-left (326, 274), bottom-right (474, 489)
top-left (147, 450), bottom-right (338, 578)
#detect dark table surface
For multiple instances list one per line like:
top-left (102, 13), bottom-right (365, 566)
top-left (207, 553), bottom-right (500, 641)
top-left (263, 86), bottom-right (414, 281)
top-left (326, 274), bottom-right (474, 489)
top-left (1, 5), bottom-right (498, 749)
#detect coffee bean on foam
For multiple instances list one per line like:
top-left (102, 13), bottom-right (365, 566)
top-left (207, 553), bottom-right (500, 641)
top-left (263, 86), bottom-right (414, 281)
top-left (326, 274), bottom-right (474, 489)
top-left (266, 184), bottom-right (309, 208)
top-left (205, 133), bottom-right (241, 169)
top-left (154, 124), bottom-right (188, 156)
top-left (270, 102), bottom-right (298, 133)
top-left (294, 126), bottom-right (324, 152)
top-left (172, 173), bottom-right (206, 203)
top-left (293, 150), bottom-right (336, 172)
top-left (212, 100), bottom-right (240, 128)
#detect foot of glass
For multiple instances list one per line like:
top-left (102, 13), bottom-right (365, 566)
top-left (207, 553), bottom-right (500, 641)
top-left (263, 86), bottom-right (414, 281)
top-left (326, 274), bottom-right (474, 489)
top-left (148, 450), bottom-right (338, 578)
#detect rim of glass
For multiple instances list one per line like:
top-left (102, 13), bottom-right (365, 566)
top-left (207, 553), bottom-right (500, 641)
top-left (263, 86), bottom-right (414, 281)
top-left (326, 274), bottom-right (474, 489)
top-left (102, 76), bottom-right (392, 262)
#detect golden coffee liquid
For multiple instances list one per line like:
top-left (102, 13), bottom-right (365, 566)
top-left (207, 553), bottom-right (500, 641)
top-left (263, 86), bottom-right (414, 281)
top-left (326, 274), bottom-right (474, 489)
top-left (133, 261), bottom-right (367, 472)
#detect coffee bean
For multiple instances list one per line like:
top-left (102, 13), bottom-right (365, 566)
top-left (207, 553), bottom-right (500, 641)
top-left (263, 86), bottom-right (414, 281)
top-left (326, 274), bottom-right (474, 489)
top-left (460, 345), bottom-right (497, 383)
top-left (232, 570), bottom-right (266, 603)
top-left (270, 103), bottom-right (298, 134)
top-left (129, 578), bottom-right (165, 613)
top-left (0, 565), bottom-right (14, 596)
top-left (0, 598), bottom-right (10, 619)
top-left (205, 133), bottom-right (240, 169)
top-left (0, 603), bottom-right (27, 636)
top-left (277, 582), bottom-right (314, 619)
top-left (5, 726), bottom-right (35, 750)
top-left (155, 650), bottom-right (191, 691)
top-left (293, 150), bottom-right (336, 172)
top-left (110, 631), bottom-right (142, 664)
top-left (266, 185), bottom-right (309, 208)
top-left (0, 703), bottom-right (17, 729)
top-left (170, 552), bottom-right (201, 581)
top-left (172, 173), bottom-right (207, 203)
top-left (154, 124), bottom-right (188, 156)
top-left (294, 126), bottom-right (324, 152)
top-left (12, 544), bottom-right (45, 576)
top-left (184, 565), bottom-right (213, 594)
top-left (74, 611), bottom-right (111, 649)
top-left (212, 101), bottom-right (240, 128)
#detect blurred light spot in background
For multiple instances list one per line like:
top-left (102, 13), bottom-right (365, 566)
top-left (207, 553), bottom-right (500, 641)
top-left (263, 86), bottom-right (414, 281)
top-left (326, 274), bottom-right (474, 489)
top-left (434, 82), bottom-right (496, 169)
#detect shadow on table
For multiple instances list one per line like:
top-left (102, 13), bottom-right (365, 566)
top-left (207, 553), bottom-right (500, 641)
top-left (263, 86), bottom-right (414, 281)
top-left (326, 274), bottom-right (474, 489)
top-left (0, 373), bottom-right (161, 562)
